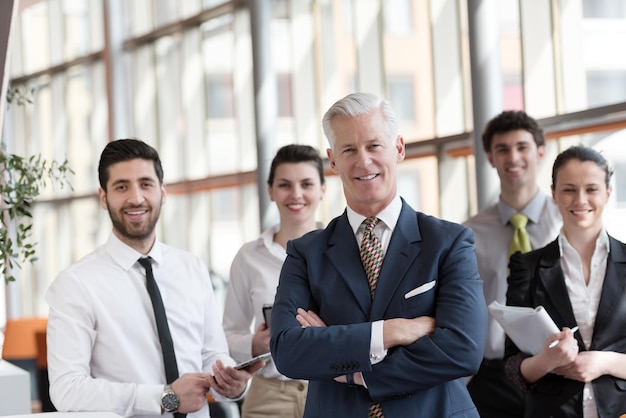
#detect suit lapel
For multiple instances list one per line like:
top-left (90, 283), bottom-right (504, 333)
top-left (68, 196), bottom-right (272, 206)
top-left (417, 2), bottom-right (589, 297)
top-left (325, 213), bottom-right (372, 316)
top-left (371, 203), bottom-right (421, 319)
top-left (592, 236), bottom-right (626, 349)
top-left (537, 241), bottom-right (577, 329)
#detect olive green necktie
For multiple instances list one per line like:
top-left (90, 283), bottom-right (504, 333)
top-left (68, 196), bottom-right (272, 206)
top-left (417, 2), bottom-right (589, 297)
top-left (508, 213), bottom-right (531, 257)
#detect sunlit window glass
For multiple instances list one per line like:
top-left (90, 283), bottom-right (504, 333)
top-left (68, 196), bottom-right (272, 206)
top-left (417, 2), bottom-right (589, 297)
top-left (383, 0), bottom-right (413, 35)
top-left (388, 76), bottom-right (415, 122)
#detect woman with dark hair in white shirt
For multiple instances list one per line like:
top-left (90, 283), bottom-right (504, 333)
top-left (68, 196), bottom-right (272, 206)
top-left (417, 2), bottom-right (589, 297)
top-left (223, 144), bottom-right (326, 417)
top-left (505, 145), bottom-right (626, 418)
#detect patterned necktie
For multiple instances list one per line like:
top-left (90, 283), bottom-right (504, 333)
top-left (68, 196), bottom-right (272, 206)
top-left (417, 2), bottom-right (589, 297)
top-left (360, 217), bottom-right (384, 298)
top-left (138, 257), bottom-right (186, 418)
top-left (359, 217), bottom-right (385, 418)
top-left (509, 213), bottom-right (531, 258)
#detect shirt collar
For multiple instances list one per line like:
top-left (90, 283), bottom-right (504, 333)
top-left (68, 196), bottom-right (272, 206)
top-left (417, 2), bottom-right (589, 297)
top-left (260, 224), bottom-right (281, 249)
top-left (346, 194), bottom-right (402, 235)
top-left (558, 228), bottom-right (611, 255)
top-left (496, 190), bottom-right (548, 226)
top-left (105, 232), bottom-right (164, 271)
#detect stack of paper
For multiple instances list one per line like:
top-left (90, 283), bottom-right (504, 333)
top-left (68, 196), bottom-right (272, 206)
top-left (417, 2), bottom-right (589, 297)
top-left (488, 301), bottom-right (560, 355)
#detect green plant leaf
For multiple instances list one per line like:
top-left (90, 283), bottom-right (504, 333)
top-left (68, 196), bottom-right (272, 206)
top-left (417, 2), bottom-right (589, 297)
top-left (1, 143), bottom-right (73, 283)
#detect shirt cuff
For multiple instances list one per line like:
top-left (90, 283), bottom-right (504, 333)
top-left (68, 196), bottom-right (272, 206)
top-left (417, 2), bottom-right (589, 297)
top-left (136, 384), bottom-right (164, 414)
top-left (357, 372), bottom-right (367, 388)
top-left (369, 320), bottom-right (387, 365)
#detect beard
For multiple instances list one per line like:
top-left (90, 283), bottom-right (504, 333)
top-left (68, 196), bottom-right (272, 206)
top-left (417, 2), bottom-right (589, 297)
top-left (106, 200), bottom-right (162, 243)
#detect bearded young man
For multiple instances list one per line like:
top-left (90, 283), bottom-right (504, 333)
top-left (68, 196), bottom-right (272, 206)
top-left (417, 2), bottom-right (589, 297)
top-left (46, 139), bottom-right (262, 418)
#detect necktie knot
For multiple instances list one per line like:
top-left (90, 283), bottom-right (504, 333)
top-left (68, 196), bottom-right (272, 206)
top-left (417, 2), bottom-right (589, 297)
top-left (510, 213), bottom-right (528, 229)
top-left (363, 217), bottom-right (379, 232)
top-left (509, 213), bottom-right (531, 257)
top-left (138, 257), bottom-right (152, 270)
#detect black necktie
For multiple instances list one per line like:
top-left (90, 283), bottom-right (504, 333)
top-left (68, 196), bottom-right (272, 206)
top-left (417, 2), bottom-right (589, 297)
top-left (138, 257), bottom-right (185, 418)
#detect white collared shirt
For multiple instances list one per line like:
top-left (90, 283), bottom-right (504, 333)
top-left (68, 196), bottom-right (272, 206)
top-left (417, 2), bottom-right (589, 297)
top-left (46, 233), bottom-right (235, 418)
top-left (223, 224), bottom-right (310, 382)
top-left (558, 229), bottom-right (610, 418)
top-left (347, 194), bottom-right (402, 254)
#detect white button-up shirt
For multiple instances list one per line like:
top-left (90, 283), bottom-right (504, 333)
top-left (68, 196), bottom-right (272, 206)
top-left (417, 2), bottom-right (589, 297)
top-left (46, 233), bottom-right (236, 417)
top-left (559, 229), bottom-right (609, 418)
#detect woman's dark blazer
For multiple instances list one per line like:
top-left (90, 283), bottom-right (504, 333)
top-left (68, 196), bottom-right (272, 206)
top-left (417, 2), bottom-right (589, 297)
top-left (504, 235), bottom-right (626, 418)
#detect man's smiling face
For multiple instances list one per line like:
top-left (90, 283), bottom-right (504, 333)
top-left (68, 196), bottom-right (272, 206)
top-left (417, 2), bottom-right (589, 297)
top-left (99, 158), bottom-right (165, 252)
top-left (487, 129), bottom-right (544, 193)
top-left (327, 109), bottom-right (405, 217)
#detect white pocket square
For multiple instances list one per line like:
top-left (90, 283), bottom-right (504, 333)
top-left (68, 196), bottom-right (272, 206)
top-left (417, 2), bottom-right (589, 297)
top-left (404, 281), bottom-right (436, 299)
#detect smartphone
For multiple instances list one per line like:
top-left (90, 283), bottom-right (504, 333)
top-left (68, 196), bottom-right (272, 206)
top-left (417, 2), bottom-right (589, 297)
top-left (262, 304), bottom-right (272, 326)
top-left (234, 352), bottom-right (272, 370)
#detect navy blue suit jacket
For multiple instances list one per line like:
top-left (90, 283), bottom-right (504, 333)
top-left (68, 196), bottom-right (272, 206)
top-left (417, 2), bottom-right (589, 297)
top-left (505, 235), bottom-right (626, 418)
top-left (270, 200), bottom-right (487, 418)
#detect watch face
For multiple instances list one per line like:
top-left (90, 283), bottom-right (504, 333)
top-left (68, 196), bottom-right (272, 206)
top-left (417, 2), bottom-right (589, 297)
top-left (161, 392), bottom-right (179, 412)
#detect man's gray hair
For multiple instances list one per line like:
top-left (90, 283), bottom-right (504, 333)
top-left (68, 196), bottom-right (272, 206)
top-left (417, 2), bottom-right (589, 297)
top-left (322, 92), bottom-right (399, 148)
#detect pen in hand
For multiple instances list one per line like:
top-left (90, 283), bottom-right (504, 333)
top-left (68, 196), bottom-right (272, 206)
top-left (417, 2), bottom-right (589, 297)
top-left (548, 326), bottom-right (579, 349)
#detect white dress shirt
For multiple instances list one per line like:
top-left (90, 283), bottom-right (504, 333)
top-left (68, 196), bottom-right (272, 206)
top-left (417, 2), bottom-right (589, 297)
top-left (464, 191), bottom-right (562, 359)
top-left (223, 224), bottom-right (307, 382)
top-left (558, 229), bottom-right (609, 418)
top-left (46, 233), bottom-right (236, 418)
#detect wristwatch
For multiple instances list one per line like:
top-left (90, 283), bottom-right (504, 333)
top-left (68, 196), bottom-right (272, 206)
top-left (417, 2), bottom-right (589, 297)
top-left (161, 384), bottom-right (179, 413)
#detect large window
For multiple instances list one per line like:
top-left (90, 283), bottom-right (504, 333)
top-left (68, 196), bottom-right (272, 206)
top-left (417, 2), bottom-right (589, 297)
top-left (3, 0), bottom-right (626, 319)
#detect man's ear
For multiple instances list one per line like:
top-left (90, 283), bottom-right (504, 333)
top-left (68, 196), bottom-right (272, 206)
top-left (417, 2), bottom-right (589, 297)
top-left (486, 152), bottom-right (495, 168)
top-left (327, 148), bottom-right (337, 172)
top-left (98, 187), bottom-right (107, 210)
top-left (536, 145), bottom-right (546, 163)
top-left (395, 135), bottom-right (406, 162)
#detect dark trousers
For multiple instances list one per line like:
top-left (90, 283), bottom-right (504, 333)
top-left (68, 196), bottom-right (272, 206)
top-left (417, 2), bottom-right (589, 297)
top-left (467, 359), bottom-right (526, 418)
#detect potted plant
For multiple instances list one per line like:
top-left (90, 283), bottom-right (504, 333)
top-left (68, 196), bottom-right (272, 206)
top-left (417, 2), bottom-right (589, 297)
top-left (1, 86), bottom-right (73, 284)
